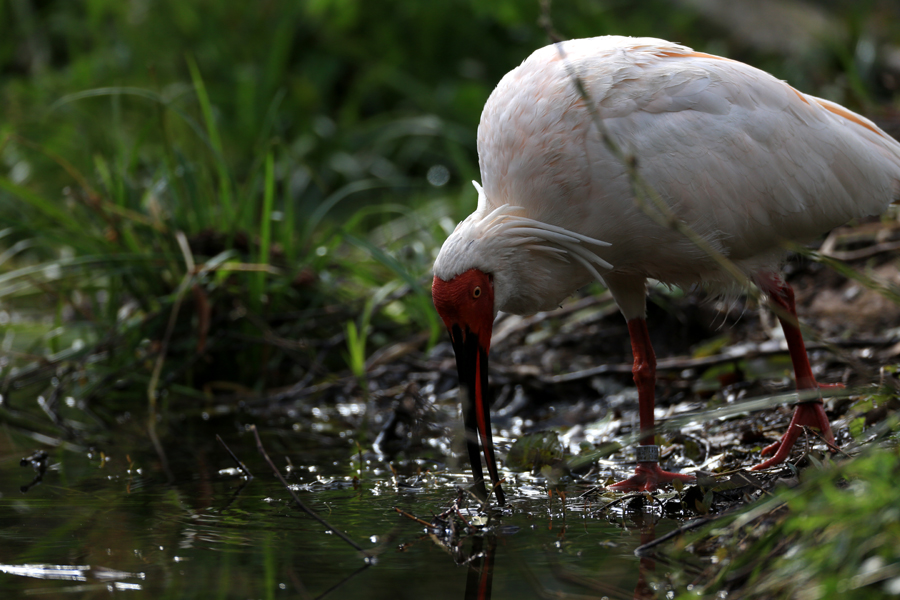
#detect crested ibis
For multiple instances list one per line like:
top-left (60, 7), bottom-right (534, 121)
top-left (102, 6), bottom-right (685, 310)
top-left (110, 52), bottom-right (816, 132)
top-left (432, 36), bottom-right (900, 504)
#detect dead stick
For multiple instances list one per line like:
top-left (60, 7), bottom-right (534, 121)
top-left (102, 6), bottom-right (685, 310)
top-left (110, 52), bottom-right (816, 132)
top-left (801, 425), bottom-right (848, 457)
top-left (249, 425), bottom-right (369, 556)
top-left (312, 562), bottom-right (371, 600)
top-left (634, 517), bottom-right (715, 557)
top-left (393, 507), bottom-right (434, 528)
top-left (216, 434), bottom-right (254, 479)
top-left (598, 491), bottom-right (664, 513)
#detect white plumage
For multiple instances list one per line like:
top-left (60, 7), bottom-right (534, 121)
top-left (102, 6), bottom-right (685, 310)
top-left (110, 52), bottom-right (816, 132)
top-left (431, 36), bottom-right (900, 502)
top-left (435, 36), bottom-right (900, 319)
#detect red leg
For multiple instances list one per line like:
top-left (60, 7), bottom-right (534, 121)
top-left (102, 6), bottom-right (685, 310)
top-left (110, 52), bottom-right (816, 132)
top-left (609, 319), bottom-right (696, 491)
top-left (751, 278), bottom-right (838, 471)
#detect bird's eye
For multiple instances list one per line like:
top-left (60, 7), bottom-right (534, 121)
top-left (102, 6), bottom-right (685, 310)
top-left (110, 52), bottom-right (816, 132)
top-left (473, 286), bottom-right (482, 298)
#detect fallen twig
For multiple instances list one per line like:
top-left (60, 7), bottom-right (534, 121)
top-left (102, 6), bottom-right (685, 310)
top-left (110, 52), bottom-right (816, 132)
top-left (802, 424), bottom-right (848, 457)
top-left (249, 424), bottom-right (370, 557)
top-left (394, 507), bottom-right (434, 529)
top-left (598, 491), bottom-right (665, 514)
top-left (215, 434), bottom-right (254, 479)
top-left (541, 336), bottom-right (895, 384)
top-left (634, 516), bottom-right (715, 557)
top-left (490, 293), bottom-right (613, 348)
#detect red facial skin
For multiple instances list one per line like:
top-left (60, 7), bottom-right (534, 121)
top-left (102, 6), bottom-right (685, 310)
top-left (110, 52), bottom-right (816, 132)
top-left (432, 269), bottom-right (505, 505)
top-left (432, 269), bottom-right (494, 351)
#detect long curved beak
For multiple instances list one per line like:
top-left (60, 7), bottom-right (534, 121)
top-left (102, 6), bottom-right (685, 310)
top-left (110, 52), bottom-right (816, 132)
top-left (450, 324), bottom-right (505, 506)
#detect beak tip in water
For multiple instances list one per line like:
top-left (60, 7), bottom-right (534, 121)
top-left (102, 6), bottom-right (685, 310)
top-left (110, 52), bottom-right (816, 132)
top-left (451, 325), bottom-right (505, 506)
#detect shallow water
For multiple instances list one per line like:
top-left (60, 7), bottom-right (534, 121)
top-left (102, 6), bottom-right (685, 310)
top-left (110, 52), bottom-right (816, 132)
top-left (0, 421), bottom-right (674, 599)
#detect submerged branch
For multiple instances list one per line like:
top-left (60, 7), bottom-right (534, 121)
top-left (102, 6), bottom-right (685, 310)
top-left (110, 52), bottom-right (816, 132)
top-left (249, 424), bottom-right (370, 558)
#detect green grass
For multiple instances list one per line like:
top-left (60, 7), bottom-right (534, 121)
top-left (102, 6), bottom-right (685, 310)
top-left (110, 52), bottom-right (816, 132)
top-left (0, 57), bottom-right (455, 428)
top-left (663, 412), bottom-right (900, 599)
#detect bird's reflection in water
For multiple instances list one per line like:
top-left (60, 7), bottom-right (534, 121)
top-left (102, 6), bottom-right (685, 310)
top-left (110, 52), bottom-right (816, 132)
top-left (464, 535), bottom-right (497, 600)
top-left (632, 513), bottom-right (657, 600)
top-left (450, 510), bottom-right (661, 600)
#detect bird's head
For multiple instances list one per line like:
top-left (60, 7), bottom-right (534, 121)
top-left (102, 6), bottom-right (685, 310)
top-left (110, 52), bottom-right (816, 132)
top-left (432, 268), bottom-right (495, 351)
top-left (432, 268), bottom-right (505, 504)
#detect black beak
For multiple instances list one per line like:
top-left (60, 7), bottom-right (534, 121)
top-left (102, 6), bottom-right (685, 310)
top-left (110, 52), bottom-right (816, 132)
top-left (450, 324), bottom-right (505, 506)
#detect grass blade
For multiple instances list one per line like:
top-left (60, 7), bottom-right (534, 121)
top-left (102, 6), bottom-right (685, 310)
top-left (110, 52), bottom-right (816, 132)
top-left (186, 56), bottom-right (234, 228)
top-left (254, 152), bottom-right (276, 310)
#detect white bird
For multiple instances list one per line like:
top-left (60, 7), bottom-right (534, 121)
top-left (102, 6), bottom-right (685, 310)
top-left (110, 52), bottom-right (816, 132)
top-left (432, 36), bottom-right (900, 504)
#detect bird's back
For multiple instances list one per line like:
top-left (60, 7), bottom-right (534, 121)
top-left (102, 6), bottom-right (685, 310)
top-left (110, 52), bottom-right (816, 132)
top-left (477, 36), bottom-right (900, 287)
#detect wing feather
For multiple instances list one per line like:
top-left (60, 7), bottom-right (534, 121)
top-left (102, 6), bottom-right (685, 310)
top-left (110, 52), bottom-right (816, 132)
top-left (478, 36), bottom-right (900, 283)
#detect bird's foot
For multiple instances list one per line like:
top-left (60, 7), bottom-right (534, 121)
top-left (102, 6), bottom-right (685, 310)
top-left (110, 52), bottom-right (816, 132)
top-left (750, 400), bottom-right (837, 471)
top-left (609, 462), bottom-right (696, 492)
